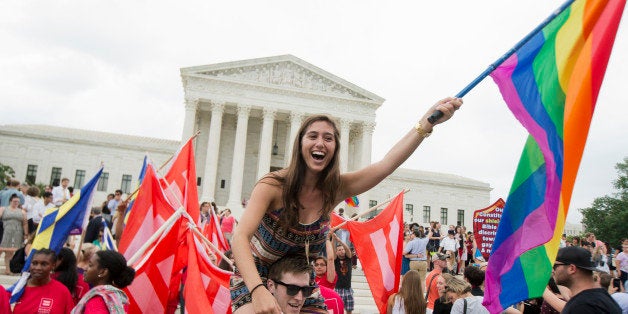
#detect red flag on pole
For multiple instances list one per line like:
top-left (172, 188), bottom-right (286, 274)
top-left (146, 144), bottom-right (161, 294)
top-left (118, 163), bottom-right (176, 260)
top-left (202, 209), bottom-right (230, 254)
top-left (183, 231), bottom-right (233, 314)
top-left (124, 216), bottom-right (184, 313)
top-left (161, 138), bottom-right (200, 222)
top-left (345, 192), bottom-right (404, 314)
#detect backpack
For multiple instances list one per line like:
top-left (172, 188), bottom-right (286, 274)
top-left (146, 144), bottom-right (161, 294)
top-left (9, 246), bottom-right (26, 273)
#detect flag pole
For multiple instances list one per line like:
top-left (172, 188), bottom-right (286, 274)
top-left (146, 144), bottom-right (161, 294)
top-left (123, 130), bottom-right (201, 203)
top-left (127, 207), bottom-right (184, 266)
top-left (330, 189), bottom-right (410, 232)
top-left (187, 222), bottom-right (235, 271)
top-left (427, 0), bottom-right (575, 124)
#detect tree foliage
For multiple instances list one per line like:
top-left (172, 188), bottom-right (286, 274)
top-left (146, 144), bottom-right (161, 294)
top-left (0, 163), bottom-right (16, 190)
top-left (581, 157), bottom-right (628, 249)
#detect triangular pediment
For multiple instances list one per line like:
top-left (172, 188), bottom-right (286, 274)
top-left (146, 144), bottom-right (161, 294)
top-left (181, 55), bottom-right (384, 102)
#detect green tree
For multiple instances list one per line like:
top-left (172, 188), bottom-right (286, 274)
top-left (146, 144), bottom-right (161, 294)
top-left (0, 163), bottom-right (16, 189)
top-left (581, 157), bottom-right (628, 248)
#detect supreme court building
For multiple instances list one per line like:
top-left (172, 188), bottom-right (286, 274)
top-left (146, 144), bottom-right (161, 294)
top-left (0, 55), bottom-right (492, 228)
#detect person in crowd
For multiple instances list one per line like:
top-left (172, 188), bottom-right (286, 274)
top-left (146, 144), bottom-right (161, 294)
top-left (314, 233), bottom-right (337, 289)
top-left (77, 243), bottom-right (99, 274)
top-left (434, 272), bottom-right (455, 314)
top-left (571, 236), bottom-right (581, 247)
top-left (401, 231), bottom-right (412, 276)
top-left (553, 246), bottom-right (621, 313)
top-left (428, 221), bottom-right (442, 270)
top-left (0, 179), bottom-right (25, 207)
top-left (426, 253), bottom-right (450, 314)
top-left (101, 194), bottom-right (114, 214)
top-left (0, 193), bottom-right (28, 274)
top-left (0, 285), bottom-right (10, 313)
top-left (52, 178), bottom-right (71, 206)
top-left (72, 250), bottom-right (136, 313)
top-left (445, 277), bottom-right (488, 314)
top-left (463, 265), bottom-right (485, 296)
top-left (455, 226), bottom-right (467, 274)
top-left (84, 207), bottom-right (105, 243)
top-left (218, 250), bottom-right (235, 271)
top-left (335, 231), bottom-right (355, 314)
top-left (540, 277), bottom-right (570, 314)
top-left (387, 269), bottom-right (427, 314)
top-left (44, 185), bottom-right (53, 193)
top-left (403, 227), bottom-right (432, 290)
top-left (230, 99), bottom-right (462, 314)
top-left (599, 272), bottom-right (628, 313)
top-left (465, 231), bottom-right (474, 267)
top-left (439, 229), bottom-right (459, 273)
top-left (23, 185), bottom-right (40, 234)
top-left (32, 191), bottom-right (54, 231)
top-left (107, 190), bottom-right (123, 214)
top-left (220, 208), bottom-right (238, 242)
top-left (200, 201), bottom-right (211, 224)
top-left (54, 247), bottom-right (90, 305)
top-left (12, 249), bottom-right (74, 314)
top-left (265, 254), bottom-right (316, 314)
top-left (560, 234), bottom-right (568, 248)
top-left (616, 239), bottom-right (628, 288)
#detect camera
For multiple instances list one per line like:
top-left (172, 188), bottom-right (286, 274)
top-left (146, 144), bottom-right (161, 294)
top-left (613, 278), bottom-right (621, 289)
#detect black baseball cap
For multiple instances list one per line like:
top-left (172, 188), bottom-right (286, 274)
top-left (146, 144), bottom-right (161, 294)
top-left (555, 246), bottom-right (597, 271)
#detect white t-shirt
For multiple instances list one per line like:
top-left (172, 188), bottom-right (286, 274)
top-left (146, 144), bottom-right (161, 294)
top-left (52, 186), bottom-right (70, 206)
top-left (451, 296), bottom-right (489, 314)
top-left (440, 236), bottom-right (459, 252)
top-left (32, 200), bottom-right (55, 223)
top-left (617, 252), bottom-right (628, 274)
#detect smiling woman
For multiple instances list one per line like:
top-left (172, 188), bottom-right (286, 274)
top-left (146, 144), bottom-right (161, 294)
top-left (12, 249), bottom-right (74, 314)
top-left (231, 98), bottom-right (462, 314)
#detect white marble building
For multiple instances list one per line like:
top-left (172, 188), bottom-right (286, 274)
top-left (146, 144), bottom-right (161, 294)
top-left (0, 55), bottom-right (493, 228)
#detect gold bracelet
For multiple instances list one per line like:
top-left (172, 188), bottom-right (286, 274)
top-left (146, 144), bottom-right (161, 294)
top-left (414, 122), bottom-right (432, 138)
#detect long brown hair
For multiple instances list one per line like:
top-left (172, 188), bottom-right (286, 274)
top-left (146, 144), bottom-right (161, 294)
top-left (398, 270), bottom-right (426, 313)
top-left (267, 115), bottom-right (341, 231)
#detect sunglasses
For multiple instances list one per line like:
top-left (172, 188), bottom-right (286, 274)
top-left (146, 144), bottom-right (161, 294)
top-left (272, 280), bottom-right (315, 297)
top-left (552, 262), bottom-right (567, 270)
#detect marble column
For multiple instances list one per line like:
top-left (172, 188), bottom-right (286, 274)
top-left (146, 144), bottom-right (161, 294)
top-left (284, 111), bottom-right (303, 167)
top-left (226, 104), bottom-right (251, 217)
top-left (200, 101), bottom-right (225, 202)
top-left (181, 98), bottom-right (198, 141)
top-left (257, 108), bottom-right (277, 180)
top-left (339, 118), bottom-right (351, 173)
top-left (359, 121), bottom-right (375, 213)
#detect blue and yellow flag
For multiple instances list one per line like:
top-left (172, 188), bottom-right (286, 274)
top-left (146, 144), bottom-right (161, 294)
top-left (124, 155), bottom-right (148, 225)
top-left (8, 167), bottom-right (103, 303)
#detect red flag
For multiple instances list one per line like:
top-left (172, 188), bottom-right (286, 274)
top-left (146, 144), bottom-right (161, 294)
top-left (161, 138), bottom-right (200, 222)
top-left (345, 192), bottom-right (404, 314)
top-left (183, 231), bottom-right (233, 314)
top-left (202, 209), bottom-right (230, 254)
top-left (118, 164), bottom-right (176, 260)
top-left (330, 212), bottom-right (347, 229)
top-left (124, 217), bottom-right (184, 313)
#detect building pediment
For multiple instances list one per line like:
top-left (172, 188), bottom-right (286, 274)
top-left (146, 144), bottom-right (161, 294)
top-left (180, 55), bottom-right (384, 103)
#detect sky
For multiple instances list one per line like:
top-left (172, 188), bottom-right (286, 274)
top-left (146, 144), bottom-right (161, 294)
top-left (1, 1), bottom-right (626, 224)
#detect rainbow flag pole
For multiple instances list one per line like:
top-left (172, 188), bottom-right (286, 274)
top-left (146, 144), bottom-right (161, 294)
top-left (427, 0), bottom-right (575, 123)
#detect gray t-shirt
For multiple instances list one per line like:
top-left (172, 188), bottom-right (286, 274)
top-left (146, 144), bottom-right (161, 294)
top-left (451, 296), bottom-right (489, 314)
top-left (404, 237), bottom-right (429, 261)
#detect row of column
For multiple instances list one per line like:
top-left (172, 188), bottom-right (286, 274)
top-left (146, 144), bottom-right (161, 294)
top-left (181, 99), bottom-right (375, 216)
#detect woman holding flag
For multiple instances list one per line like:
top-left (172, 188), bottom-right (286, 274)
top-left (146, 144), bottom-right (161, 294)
top-left (231, 98), bottom-right (463, 313)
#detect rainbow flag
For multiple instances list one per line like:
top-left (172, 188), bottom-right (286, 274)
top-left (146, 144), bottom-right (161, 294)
top-left (344, 195), bottom-right (359, 207)
top-left (484, 0), bottom-right (625, 312)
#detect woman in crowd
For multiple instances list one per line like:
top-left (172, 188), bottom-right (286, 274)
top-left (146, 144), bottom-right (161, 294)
top-left (76, 243), bottom-right (99, 274)
top-left (428, 221), bottom-right (442, 270)
top-left (231, 98), bottom-right (463, 314)
top-left (23, 186), bottom-right (41, 234)
top-left (72, 250), bottom-right (135, 313)
top-left (54, 247), bottom-right (90, 305)
top-left (387, 270), bottom-right (427, 313)
top-left (0, 193), bottom-right (28, 274)
top-left (314, 233), bottom-right (337, 289)
top-left (13, 249), bottom-right (74, 313)
top-left (446, 277), bottom-right (488, 314)
top-left (434, 272), bottom-right (455, 314)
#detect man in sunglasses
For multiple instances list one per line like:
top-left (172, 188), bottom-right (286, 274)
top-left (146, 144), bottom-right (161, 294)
top-left (552, 246), bottom-right (621, 313)
top-left (267, 255), bottom-right (317, 314)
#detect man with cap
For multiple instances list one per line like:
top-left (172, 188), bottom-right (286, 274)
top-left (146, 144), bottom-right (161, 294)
top-left (553, 246), bottom-right (621, 313)
top-left (426, 252), bottom-right (449, 314)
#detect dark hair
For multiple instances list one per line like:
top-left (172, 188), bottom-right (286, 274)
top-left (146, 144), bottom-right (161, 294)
top-left (463, 265), bottom-right (485, 287)
top-left (547, 277), bottom-right (561, 294)
top-left (9, 193), bottom-right (20, 203)
top-left (268, 255), bottom-right (312, 282)
top-left (266, 115), bottom-right (341, 231)
top-left (27, 186), bottom-right (40, 197)
top-left (33, 248), bottom-right (57, 264)
top-left (55, 248), bottom-right (78, 296)
top-left (115, 189), bottom-right (123, 194)
top-left (95, 251), bottom-right (135, 288)
top-left (218, 250), bottom-right (233, 271)
top-left (43, 191), bottom-right (53, 198)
